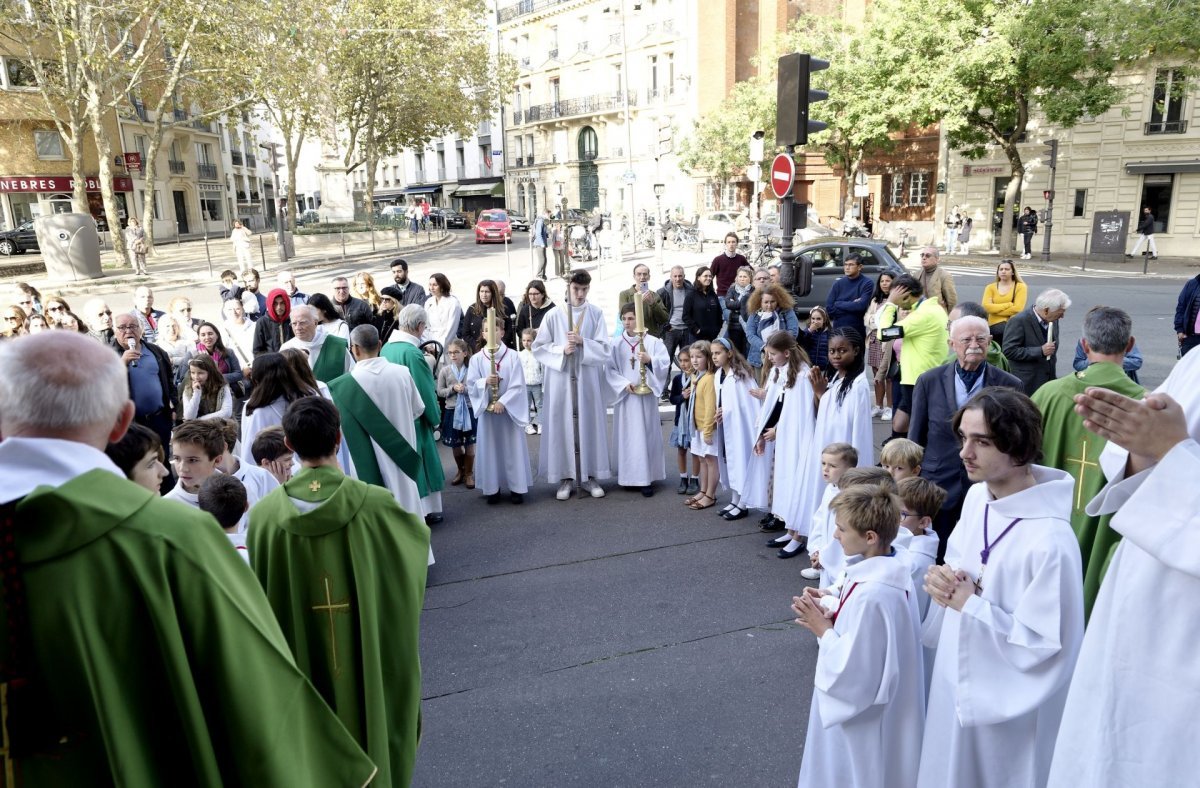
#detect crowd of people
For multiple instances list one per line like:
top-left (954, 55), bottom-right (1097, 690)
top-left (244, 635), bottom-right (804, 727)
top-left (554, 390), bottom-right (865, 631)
top-left (2, 238), bottom-right (1198, 788)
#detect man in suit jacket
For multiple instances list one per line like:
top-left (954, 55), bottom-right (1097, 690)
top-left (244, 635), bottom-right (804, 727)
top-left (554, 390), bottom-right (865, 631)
top-left (1002, 288), bottom-right (1071, 395)
top-left (909, 314), bottom-right (1023, 557)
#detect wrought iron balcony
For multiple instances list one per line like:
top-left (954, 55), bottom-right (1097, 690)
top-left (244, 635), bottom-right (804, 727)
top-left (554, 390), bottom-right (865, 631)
top-left (522, 91), bottom-right (636, 124)
top-left (197, 163), bottom-right (218, 180)
top-left (172, 109), bottom-right (187, 122)
top-left (168, 159), bottom-right (186, 175)
top-left (498, 0), bottom-right (585, 23)
top-left (1145, 120), bottom-right (1188, 134)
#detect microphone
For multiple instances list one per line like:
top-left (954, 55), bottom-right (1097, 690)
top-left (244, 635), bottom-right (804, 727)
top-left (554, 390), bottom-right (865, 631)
top-left (127, 338), bottom-right (139, 367)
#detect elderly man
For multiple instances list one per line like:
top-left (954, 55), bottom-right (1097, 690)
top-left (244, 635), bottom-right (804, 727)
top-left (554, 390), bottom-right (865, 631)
top-left (112, 311), bottom-right (177, 466)
top-left (825, 253), bottom-right (875, 330)
top-left (657, 265), bottom-right (694, 375)
top-left (132, 285), bottom-right (164, 343)
top-left (916, 246), bottom-right (958, 312)
top-left (276, 270), bottom-right (308, 306)
top-left (1032, 306), bottom-right (1144, 616)
top-left (330, 276), bottom-right (374, 329)
top-left (82, 297), bottom-right (114, 344)
top-left (389, 258), bottom-right (427, 307)
top-left (1002, 288), bottom-right (1071, 395)
top-left (328, 324), bottom-right (424, 518)
top-left (382, 304), bottom-right (445, 524)
top-left (281, 304), bottom-right (354, 384)
top-left (0, 331), bottom-right (375, 786)
top-left (908, 314), bottom-right (1022, 556)
top-left (618, 263), bottom-right (669, 338)
top-left (876, 273), bottom-right (949, 438)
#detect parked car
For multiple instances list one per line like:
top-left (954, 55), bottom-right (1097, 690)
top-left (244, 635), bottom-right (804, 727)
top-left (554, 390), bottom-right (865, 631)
top-left (507, 212), bottom-right (530, 231)
top-left (0, 220), bottom-right (39, 255)
top-left (296, 210), bottom-right (321, 227)
top-left (787, 238), bottom-right (905, 318)
top-left (441, 209), bottom-right (468, 229)
top-left (474, 209), bottom-right (512, 244)
top-left (696, 210), bottom-right (741, 245)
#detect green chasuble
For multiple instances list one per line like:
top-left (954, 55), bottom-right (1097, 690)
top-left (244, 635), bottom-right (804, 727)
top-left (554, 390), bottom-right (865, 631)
top-left (380, 339), bottom-right (445, 493)
top-left (1032, 361), bottom-right (1144, 618)
top-left (6, 470), bottom-right (376, 788)
top-left (249, 465), bottom-right (431, 788)
top-left (328, 372), bottom-right (424, 493)
top-left (313, 334), bottom-right (351, 384)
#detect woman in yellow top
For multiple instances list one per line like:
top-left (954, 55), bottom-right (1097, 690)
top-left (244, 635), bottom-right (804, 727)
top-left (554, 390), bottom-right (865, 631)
top-left (982, 259), bottom-right (1027, 342)
top-left (686, 340), bottom-right (719, 510)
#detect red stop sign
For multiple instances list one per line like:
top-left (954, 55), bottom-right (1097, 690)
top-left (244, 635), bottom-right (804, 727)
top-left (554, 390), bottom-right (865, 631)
top-left (770, 153), bottom-right (795, 199)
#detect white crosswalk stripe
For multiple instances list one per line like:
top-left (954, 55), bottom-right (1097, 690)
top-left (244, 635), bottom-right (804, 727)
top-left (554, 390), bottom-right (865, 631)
top-left (912, 264), bottom-right (1147, 280)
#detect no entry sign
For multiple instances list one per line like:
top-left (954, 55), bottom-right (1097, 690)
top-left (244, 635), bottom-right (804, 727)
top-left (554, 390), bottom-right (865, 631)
top-left (770, 153), bottom-right (795, 199)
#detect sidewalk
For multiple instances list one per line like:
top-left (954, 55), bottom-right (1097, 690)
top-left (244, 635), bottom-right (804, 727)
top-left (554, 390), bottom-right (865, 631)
top-left (0, 227), bottom-right (454, 298)
top-left (905, 247), bottom-right (1200, 280)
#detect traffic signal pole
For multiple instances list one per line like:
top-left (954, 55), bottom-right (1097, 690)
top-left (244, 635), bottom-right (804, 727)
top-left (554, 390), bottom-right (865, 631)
top-left (1041, 139), bottom-right (1057, 263)
top-left (776, 52), bottom-right (827, 297)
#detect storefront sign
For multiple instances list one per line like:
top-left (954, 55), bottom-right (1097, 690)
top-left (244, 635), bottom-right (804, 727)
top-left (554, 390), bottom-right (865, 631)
top-left (0, 176), bottom-right (133, 193)
top-left (123, 153), bottom-right (142, 172)
top-left (198, 182), bottom-right (224, 193)
top-left (962, 164), bottom-right (1008, 177)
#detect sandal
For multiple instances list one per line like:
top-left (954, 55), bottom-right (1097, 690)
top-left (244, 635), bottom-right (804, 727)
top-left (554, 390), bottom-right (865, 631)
top-left (683, 494), bottom-right (702, 506)
top-left (689, 494), bottom-right (716, 510)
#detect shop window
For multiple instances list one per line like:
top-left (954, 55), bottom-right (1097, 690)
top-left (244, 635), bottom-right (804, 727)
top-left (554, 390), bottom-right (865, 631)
top-left (200, 197), bottom-right (223, 221)
top-left (1073, 189), bottom-right (1086, 218)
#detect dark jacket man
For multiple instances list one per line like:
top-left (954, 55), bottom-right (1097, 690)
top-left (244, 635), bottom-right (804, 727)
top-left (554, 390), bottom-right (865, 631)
top-left (332, 294), bottom-right (374, 330)
top-left (1175, 274), bottom-right (1200, 357)
top-left (252, 288), bottom-right (296, 356)
top-left (825, 258), bottom-right (876, 330)
top-left (1002, 292), bottom-right (1069, 395)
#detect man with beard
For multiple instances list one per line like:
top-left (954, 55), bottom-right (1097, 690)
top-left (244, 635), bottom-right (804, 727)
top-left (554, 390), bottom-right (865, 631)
top-left (389, 258), bottom-right (427, 307)
top-left (252, 288), bottom-right (296, 356)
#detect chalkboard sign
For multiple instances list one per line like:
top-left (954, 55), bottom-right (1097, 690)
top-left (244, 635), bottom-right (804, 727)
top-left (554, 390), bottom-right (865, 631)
top-left (1090, 211), bottom-right (1130, 255)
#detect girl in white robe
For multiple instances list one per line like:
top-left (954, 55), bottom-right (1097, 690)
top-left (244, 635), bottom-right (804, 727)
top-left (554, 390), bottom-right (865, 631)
top-left (812, 327), bottom-right (875, 471)
top-left (711, 338), bottom-right (759, 520)
top-left (467, 336), bottom-right (532, 501)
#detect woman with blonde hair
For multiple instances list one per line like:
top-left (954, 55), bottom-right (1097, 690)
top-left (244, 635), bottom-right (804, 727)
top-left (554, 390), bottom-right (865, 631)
top-left (982, 258), bottom-right (1027, 343)
top-left (351, 271), bottom-right (383, 313)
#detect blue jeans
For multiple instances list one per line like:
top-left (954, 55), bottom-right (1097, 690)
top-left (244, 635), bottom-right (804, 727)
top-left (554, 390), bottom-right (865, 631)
top-left (527, 383), bottom-right (543, 426)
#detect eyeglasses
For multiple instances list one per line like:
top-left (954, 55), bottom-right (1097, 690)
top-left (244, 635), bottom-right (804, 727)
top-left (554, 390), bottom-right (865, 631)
top-left (919, 253), bottom-right (935, 258)
top-left (47, 305), bottom-right (66, 312)
top-left (115, 324), bottom-right (139, 331)
top-left (900, 511), bottom-right (919, 520)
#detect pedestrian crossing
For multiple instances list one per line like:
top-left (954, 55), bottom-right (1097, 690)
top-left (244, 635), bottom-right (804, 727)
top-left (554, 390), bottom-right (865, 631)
top-left (927, 263), bottom-right (1147, 280)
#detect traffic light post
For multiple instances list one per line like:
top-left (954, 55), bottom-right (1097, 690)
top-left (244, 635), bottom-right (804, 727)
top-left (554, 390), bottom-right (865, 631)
top-left (1041, 139), bottom-right (1057, 263)
top-left (775, 53), bottom-right (827, 296)
top-left (262, 142), bottom-right (289, 263)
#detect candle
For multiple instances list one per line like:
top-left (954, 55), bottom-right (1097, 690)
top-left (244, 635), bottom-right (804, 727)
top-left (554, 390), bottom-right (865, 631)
top-left (486, 307), bottom-right (497, 349)
top-left (634, 288), bottom-right (645, 333)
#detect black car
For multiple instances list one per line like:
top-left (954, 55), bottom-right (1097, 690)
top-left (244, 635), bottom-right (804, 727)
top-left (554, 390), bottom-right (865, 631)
top-left (0, 220), bottom-right (39, 255)
top-left (441, 210), bottom-right (467, 229)
top-left (786, 239), bottom-right (905, 318)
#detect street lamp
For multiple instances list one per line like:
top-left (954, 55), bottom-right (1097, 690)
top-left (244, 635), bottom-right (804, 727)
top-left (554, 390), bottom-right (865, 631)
top-left (653, 182), bottom-right (665, 266)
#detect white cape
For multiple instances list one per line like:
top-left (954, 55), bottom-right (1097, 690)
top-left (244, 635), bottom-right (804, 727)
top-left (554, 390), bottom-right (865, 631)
top-left (345, 357), bottom-right (424, 516)
top-left (607, 332), bottom-right (669, 487)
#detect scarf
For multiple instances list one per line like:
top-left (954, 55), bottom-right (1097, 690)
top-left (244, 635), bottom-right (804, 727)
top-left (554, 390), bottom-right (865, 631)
top-left (451, 363), bottom-right (472, 431)
top-left (956, 362), bottom-right (985, 391)
top-left (197, 342), bottom-right (230, 374)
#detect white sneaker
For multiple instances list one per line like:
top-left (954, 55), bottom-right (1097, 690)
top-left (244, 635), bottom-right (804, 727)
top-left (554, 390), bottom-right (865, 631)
top-left (881, 407), bottom-right (893, 421)
top-left (800, 567), bottom-right (821, 580)
top-left (525, 424), bottom-right (537, 435)
top-left (583, 479), bottom-right (605, 498)
top-left (556, 481), bottom-right (573, 501)
top-left (871, 405), bottom-right (883, 418)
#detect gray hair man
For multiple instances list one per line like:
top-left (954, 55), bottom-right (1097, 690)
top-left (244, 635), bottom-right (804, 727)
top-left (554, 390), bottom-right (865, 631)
top-left (280, 304), bottom-right (353, 383)
top-left (0, 331), bottom-right (375, 784)
top-left (275, 270), bottom-right (308, 305)
top-left (1002, 288), bottom-right (1071, 395)
top-left (330, 276), bottom-right (374, 329)
top-left (382, 303), bottom-right (445, 524)
top-left (82, 297), bottom-right (114, 344)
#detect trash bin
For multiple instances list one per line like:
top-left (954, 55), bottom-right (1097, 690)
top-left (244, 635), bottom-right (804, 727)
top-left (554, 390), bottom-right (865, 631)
top-left (34, 213), bottom-right (103, 280)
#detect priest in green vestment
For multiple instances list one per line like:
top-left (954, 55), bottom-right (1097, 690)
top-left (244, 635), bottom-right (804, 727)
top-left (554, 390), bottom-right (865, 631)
top-left (381, 304), bottom-right (445, 524)
top-left (1031, 306), bottom-right (1144, 617)
top-left (249, 396), bottom-right (431, 788)
top-left (0, 331), bottom-right (376, 788)
top-left (282, 305), bottom-right (355, 384)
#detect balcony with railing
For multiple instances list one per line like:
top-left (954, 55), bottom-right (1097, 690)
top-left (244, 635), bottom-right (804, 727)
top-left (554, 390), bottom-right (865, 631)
top-left (168, 159), bottom-right (186, 175)
top-left (436, 167), bottom-right (446, 181)
top-left (646, 86), bottom-right (675, 103)
top-left (498, 0), bottom-right (586, 24)
top-left (231, 150), bottom-right (244, 166)
top-left (512, 109), bottom-right (524, 126)
top-left (191, 119), bottom-right (214, 133)
top-left (128, 100), bottom-right (147, 121)
top-left (1145, 120), bottom-right (1188, 134)
top-left (172, 108), bottom-right (187, 122)
top-left (576, 41), bottom-right (589, 54)
top-left (236, 191), bottom-right (248, 203)
top-left (249, 191), bottom-right (260, 203)
top-left (522, 91), bottom-right (637, 124)
top-left (197, 163), bottom-right (218, 180)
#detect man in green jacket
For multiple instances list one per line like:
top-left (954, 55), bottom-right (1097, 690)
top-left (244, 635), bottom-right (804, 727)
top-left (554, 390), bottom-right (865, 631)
top-left (877, 273), bottom-right (949, 439)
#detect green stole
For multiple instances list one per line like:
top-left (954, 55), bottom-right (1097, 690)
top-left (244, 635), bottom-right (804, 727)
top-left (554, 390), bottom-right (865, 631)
top-left (311, 335), bottom-right (349, 383)
top-left (327, 373), bottom-right (425, 494)
top-left (1031, 361), bottom-right (1144, 619)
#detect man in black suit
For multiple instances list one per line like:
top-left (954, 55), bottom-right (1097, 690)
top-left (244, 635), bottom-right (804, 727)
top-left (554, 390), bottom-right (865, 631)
top-left (909, 314), bottom-right (1023, 557)
top-left (1002, 288), bottom-right (1071, 395)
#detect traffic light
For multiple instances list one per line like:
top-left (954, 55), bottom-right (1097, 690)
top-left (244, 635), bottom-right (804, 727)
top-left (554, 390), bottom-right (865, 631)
top-left (1044, 139), bottom-right (1058, 168)
top-left (776, 53), bottom-right (829, 147)
top-left (264, 143), bottom-right (283, 173)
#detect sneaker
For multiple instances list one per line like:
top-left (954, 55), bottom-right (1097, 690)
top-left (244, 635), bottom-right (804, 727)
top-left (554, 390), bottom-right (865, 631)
top-left (583, 479), bottom-right (605, 498)
top-left (677, 477), bottom-right (689, 494)
top-left (524, 424), bottom-right (537, 435)
top-left (556, 481), bottom-right (573, 501)
top-left (800, 567), bottom-right (821, 580)
top-left (880, 407), bottom-right (893, 421)
top-left (871, 405), bottom-right (883, 418)
top-left (685, 478), bottom-right (700, 496)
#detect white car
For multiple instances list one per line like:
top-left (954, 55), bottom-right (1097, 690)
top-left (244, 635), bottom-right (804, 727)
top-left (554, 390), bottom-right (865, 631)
top-left (696, 210), bottom-right (740, 245)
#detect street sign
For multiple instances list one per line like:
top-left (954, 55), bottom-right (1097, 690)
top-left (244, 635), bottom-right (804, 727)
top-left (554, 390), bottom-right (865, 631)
top-left (746, 164), bottom-right (762, 182)
top-left (854, 184), bottom-right (869, 198)
top-left (769, 153), bottom-right (794, 199)
top-left (623, 169), bottom-right (637, 183)
top-left (854, 170), bottom-right (868, 187)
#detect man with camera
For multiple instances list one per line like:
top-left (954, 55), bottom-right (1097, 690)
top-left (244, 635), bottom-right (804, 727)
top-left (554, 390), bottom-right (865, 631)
top-left (875, 273), bottom-right (949, 439)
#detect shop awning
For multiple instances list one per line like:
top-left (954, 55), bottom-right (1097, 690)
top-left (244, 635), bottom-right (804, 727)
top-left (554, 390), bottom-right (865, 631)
top-left (451, 182), bottom-right (505, 197)
top-left (402, 184), bottom-right (442, 195)
top-left (1124, 160), bottom-right (1200, 174)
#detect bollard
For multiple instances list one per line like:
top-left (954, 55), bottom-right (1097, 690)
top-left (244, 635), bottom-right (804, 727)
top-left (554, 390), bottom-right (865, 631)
top-left (341, 229), bottom-right (346, 260)
top-left (371, 229), bottom-right (376, 253)
top-left (1143, 251), bottom-right (1150, 276)
top-left (395, 227), bottom-right (400, 249)
top-left (203, 231), bottom-right (212, 277)
top-left (259, 235), bottom-right (266, 269)
top-left (1081, 233), bottom-right (1088, 271)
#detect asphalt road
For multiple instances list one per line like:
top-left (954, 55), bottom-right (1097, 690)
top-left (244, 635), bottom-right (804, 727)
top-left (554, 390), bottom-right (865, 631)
top-left (139, 235), bottom-right (1186, 786)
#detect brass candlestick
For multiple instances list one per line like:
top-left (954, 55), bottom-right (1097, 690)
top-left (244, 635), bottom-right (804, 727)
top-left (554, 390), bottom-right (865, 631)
top-left (631, 329), bottom-right (654, 396)
top-left (486, 345), bottom-right (501, 412)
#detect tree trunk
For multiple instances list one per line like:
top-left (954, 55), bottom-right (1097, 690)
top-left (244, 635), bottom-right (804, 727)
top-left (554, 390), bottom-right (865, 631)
top-left (141, 127), bottom-right (166, 249)
top-left (84, 93), bottom-right (126, 261)
top-left (998, 141), bottom-right (1024, 256)
top-left (66, 126), bottom-right (88, 212)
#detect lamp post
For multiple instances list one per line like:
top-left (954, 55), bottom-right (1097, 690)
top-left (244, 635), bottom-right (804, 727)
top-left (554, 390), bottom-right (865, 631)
top-left (653, 182), bottom-right (665, 267)
top-left (748, 131), bottom-right (765, 263)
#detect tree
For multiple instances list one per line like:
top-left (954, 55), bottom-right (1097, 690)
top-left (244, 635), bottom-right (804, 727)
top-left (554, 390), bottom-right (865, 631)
top-left (867, 0), bottom-right (1200, 254)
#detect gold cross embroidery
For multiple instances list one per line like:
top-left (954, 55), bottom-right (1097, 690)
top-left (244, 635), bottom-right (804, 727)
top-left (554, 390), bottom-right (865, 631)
top-left (312, 576), bottom-right (351, 675)
top-left (309, 480), bottom-right (321, 492)
top-left (1065, 439), bottom-right (1100, 511)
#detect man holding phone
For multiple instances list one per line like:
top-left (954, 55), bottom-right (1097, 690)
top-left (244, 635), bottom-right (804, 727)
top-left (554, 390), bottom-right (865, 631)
top-left (617, 263), bottom-right (668, 338)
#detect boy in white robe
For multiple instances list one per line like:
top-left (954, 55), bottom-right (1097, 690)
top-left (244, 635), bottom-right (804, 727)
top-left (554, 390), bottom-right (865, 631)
top-left (532, 270), bottom-right (613, 500)
top-left (214, 418), bottom-right (280, 533)
top-left (796, 442), bottom-right (857, 575)
top-left (920, 387), bottom-right (1084, 788)
top-left (792, 485), bottom-right (925, 788)
top-left (164, 420), bottom-right (225, 507)
top-left (892, 477), bottom-right (944, 619)
top-left (1048, 352), bottom-right (1200, 788)
top-left (467, 314), bottom-right (532, 504)
top-left (607, 302), bottom-right (669, 495)
top-left (198, 474), bottom-right (251, 563)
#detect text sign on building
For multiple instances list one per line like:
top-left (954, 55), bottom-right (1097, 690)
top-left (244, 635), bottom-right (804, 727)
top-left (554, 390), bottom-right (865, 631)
top-left (770, 153), bottom-right (795, 199)
top-left (123, 153), bottom-right (143, 173)
top-left (962, 164), bottom-right (1008, 177)
top-left (0, 176), bottom-right (133, 193)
